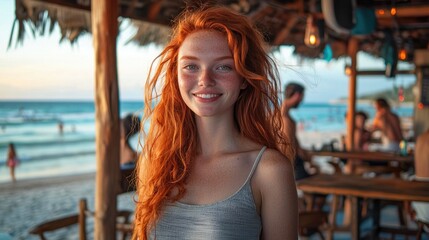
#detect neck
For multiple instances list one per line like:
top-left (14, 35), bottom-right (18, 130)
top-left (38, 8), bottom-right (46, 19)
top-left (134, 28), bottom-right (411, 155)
top-left (282, 101), bottom-right (293, 114)
top-left (195, 114), bottom-right (241, 157)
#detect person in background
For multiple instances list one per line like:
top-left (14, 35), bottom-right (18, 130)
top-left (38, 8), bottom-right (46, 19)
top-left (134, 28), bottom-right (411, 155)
top-left (281, 82), bottom-right (313, 180)
top-left (57, 120), bottom-right (64, 135)
top-left (343, 111), bottom-right (372, 174)
top-left (120, 114), bottom-right (141, 170)
top-left (6, 143), bottom-right (19, 182)
top-left (354, 111), bottom-right (372, 151)
top-left (370, 98), bottom-right (403, 152)
top-left (133, 6), bottom-right (297, 240)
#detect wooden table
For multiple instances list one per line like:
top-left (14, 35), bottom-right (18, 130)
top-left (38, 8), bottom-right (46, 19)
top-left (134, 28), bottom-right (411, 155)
top-left (309, 151), bottom-right (413, 163)
top-left (297, 174), bottom-right (429, 240)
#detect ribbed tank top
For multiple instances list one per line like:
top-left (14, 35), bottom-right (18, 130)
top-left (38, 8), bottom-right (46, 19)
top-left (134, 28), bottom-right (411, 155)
top-left (150, 146), bottom-right (267, 240)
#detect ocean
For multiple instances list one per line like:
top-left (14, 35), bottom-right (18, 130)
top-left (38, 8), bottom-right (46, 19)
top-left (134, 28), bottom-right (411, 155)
top-left (0, 100), bottom-right (413, 183)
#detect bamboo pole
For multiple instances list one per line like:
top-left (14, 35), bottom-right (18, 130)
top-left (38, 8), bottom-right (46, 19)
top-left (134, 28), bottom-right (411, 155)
top-left (91, 0), bottom-right (120, 239)
top-left (347, 37), bottom-right (358, 151)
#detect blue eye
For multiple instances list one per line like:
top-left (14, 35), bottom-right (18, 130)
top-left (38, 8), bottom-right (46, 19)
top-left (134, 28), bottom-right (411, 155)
top-left (184, 64), bottom-right (198, 71)
top-left (217, 65), bottom-right (232, 71)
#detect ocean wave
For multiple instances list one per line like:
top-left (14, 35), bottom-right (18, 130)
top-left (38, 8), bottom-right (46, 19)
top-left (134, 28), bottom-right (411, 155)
top-left (0, 150), bottom-right (95, 164)
top-left (0, 137), bottom-right (95, 148)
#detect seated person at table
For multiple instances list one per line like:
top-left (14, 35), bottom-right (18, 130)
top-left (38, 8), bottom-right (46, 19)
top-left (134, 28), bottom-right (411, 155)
top-left (120, 114), bottom-right (141, 170)
top-left (354, 111), bottom-right (372, 151)
top-left (411, 129), bottom-right (429, 227)
top-left (369, 98), bottom-right (403, 153)
top-left (343, 111), bottom-right (372, 174)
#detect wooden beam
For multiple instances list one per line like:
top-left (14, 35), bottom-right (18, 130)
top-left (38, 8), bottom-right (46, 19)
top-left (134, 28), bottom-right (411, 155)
top-left (356, 69), bottom-right (415, 76)
top-left (273, 16), bottom-right (299, 45)
top-left (347, 37), bottom-right (359, 151)
top-left (91, 0), bottom-right (120, 239)
top-left (375, 5), bottom-right (429, 18)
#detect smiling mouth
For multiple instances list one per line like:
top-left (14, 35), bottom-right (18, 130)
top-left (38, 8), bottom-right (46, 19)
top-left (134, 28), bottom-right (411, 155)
top-left (194, 93), bottom-right (221, 99)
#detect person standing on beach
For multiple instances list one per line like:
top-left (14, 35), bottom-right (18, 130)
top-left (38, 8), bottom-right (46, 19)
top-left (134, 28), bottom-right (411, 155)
top-left (370, 98), bottom-right (403, 152)
top-left (281, 82), bottom-right (313, 180)
top-left (133, 6), bottom-right (297, 240)
top-left (6, 143), bottom-right (19, 182)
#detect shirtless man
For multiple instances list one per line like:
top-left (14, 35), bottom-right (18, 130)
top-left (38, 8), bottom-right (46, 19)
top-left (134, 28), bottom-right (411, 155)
top-left (281, 82), bottom-right (311, 180)
top-left (371, 98), bottom-right (403, 152)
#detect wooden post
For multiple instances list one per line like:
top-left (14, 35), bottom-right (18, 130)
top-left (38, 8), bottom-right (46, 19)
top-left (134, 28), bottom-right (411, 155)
top-left (346, 37), bottom-right (358, 151)
top-left (79, 198), bottom-right (88, 240)
top-left (91, 0), bottom-right (120, 239)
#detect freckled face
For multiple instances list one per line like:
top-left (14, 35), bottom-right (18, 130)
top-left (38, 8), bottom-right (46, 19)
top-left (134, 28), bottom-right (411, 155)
top-left (177, 30), bottom-right (246, 118)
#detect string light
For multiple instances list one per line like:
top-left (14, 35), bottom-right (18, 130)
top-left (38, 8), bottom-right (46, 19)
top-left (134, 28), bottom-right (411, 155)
top-left (344, 65), bottom-right (352, 76)
top-left (398, 48), bottom-right (407, 61)
top-left (390, 7), bottom-right (397, 16)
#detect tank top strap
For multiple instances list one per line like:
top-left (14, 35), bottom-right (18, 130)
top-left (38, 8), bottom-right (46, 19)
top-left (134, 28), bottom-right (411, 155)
top-left (245, 146), bottom-right (267, 183)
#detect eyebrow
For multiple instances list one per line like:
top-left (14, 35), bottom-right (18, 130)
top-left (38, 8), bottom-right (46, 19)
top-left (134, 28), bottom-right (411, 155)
top-left (179, 56), bottom-right (233, 61)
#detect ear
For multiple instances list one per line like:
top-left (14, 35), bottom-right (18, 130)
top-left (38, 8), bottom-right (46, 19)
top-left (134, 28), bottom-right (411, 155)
top-left (240, 80), bottom-right (248, 90)
top-left (291, 92), bottom-right (300, 101)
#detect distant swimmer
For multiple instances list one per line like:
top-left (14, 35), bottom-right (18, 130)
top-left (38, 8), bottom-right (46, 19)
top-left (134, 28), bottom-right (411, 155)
top-left (58, 120), bottom-right (64, 135)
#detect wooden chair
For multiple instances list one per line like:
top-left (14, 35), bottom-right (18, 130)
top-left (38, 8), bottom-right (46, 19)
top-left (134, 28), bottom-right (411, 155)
top-left (29, 198), bottom-right (133, 240)
top-left (416, 220), bottom-right (429, 240)
top-left (299, 210), bottom-right (328, 239)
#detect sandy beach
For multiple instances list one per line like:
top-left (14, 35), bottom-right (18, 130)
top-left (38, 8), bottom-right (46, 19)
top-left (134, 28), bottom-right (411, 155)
top-left (0, 172), bottom-right (135, 240)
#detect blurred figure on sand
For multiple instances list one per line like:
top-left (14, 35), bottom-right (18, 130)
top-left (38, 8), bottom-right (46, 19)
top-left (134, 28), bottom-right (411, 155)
top-left (281, 82), bottom-right (313, 180)
top-left (6, 143), bottom-right (19, 182)
top-left (370, 98), bottom-right (403, 152)
top-left (120, 114), bottom-right (140, 170)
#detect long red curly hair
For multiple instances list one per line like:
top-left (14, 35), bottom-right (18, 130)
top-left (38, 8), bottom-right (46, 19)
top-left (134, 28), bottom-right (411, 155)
top-left (133, 5), bottom-right (294, 239)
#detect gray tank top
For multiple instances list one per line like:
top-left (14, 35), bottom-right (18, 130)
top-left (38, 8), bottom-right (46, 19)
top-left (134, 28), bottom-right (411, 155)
top-left (150, 146), bottom-right (267, 240)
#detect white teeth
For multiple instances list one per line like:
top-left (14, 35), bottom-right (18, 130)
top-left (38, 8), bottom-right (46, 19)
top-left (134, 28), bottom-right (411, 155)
top-left (195, 94), bottom-right (219, 99)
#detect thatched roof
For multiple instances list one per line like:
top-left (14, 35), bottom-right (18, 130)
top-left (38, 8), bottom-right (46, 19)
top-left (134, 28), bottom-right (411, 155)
top-left (9, 0), bottom-right (429, 61)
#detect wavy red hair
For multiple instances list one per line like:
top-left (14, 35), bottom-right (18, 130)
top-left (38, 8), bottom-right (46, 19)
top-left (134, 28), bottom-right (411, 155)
top-left (133, 5), bottom-right (294, 239)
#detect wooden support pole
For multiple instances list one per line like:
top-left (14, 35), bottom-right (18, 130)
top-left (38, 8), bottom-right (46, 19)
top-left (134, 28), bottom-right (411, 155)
top-left (79, 198), bottom-right (88, 240)
top-left (346, 37), bottom-right (358, 151)
top-left (91, 0), bottom-right (120, 239)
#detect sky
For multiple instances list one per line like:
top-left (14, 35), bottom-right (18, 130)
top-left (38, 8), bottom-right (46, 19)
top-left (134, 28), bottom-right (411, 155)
top-left (0, 0), bottom-right (416, 103)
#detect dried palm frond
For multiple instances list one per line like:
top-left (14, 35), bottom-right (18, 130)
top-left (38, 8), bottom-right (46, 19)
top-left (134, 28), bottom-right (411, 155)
top-left (8, 0), bottom-right (91, 48)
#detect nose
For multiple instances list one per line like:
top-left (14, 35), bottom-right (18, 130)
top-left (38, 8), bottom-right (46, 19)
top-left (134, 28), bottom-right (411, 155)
top-left (198, 69), bottom-right (215, 87)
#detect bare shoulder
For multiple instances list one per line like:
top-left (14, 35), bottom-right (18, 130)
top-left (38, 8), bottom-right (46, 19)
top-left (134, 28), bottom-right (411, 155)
top-left (254, 148), bottom-right (295, 183)
top-left (252, 147), bottom-right (298, 239)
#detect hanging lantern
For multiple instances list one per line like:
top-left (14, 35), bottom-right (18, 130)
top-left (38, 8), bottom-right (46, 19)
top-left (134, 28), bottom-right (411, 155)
top-left (304, 15), bottom-right (321, 48)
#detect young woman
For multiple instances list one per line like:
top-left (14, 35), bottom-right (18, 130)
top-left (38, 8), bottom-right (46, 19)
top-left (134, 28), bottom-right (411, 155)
top-left (133, 6), bottom-right (297, 240)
